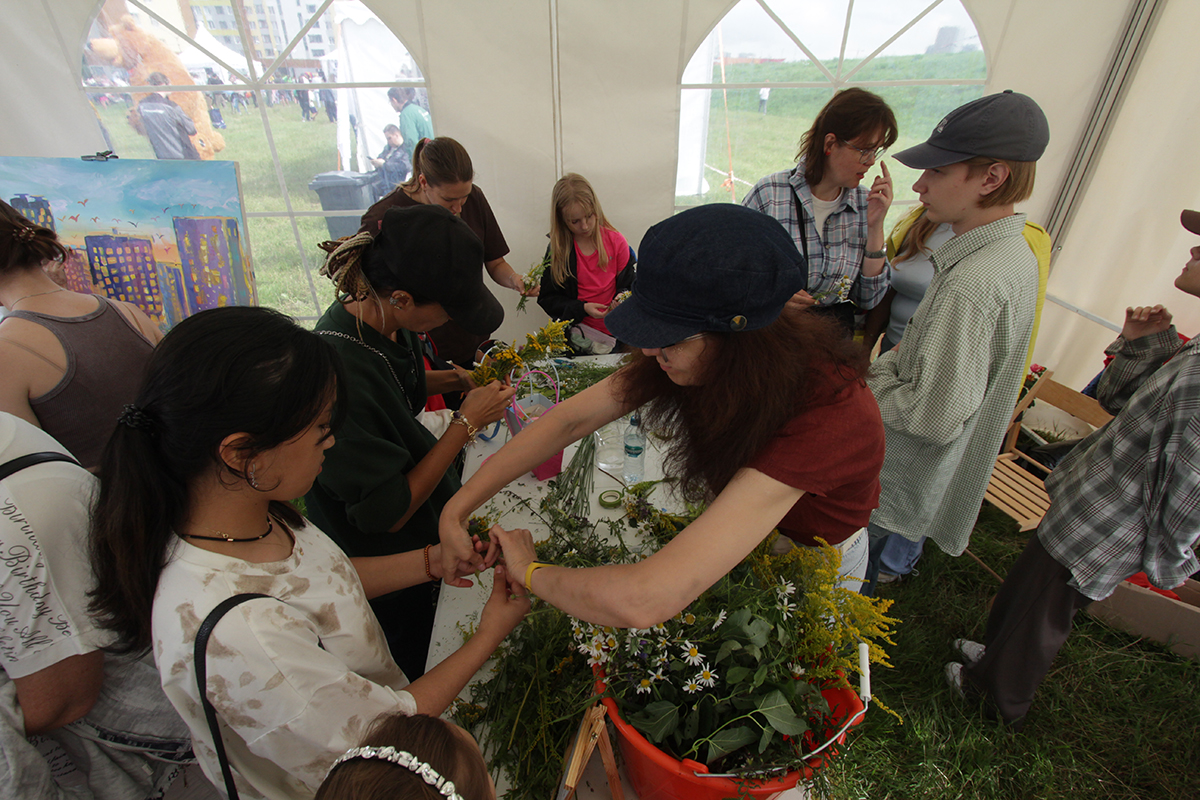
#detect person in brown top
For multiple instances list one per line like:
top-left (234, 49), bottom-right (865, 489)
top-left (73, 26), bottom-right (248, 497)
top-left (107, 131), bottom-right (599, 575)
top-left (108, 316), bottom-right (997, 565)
top-left (0, 199), bottom-right (161, 469)
top-left (359, 137), bottom-right (535, 367)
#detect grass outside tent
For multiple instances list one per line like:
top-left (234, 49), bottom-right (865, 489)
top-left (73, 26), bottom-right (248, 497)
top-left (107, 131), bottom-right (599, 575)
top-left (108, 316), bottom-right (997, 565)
top-left (820, 505), bottom-right (1200, 800)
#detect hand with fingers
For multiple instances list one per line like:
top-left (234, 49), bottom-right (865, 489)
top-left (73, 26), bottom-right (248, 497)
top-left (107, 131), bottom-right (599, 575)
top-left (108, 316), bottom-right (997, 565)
top-left (1121, 305), bottom-right (1173, 341)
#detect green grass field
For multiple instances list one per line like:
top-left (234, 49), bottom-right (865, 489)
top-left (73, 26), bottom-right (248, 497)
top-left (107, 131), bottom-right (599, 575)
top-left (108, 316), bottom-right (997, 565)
top-left (820, 506), bottom-right (1200, 800)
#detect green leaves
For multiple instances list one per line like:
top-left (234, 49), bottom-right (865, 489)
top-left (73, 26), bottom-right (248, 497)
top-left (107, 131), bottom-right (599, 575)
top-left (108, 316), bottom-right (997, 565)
top-left (629, 701), bottom-right (679, 744)
top-left (705, 726), bottom-right (759, 763)
top-left (757, 690), bottom-right (808, 737)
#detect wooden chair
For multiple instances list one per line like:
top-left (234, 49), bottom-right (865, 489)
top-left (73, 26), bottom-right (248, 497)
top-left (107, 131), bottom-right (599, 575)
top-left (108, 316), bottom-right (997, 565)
top-left (984, 371), bottom-right (1114, 531)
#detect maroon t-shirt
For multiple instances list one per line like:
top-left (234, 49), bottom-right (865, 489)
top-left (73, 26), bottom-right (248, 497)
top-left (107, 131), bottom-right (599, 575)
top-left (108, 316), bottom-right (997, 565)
top-left (749, 366), bottom-right (885, 546)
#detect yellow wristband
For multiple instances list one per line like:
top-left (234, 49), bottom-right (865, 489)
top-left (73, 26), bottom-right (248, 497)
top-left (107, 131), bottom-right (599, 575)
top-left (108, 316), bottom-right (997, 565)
top-left (524, 562), bottom-right (550, 592)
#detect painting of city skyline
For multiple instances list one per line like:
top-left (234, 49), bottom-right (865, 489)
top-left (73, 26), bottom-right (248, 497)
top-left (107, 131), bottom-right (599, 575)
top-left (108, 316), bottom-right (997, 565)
top-left (0, 156), bottom-right (254, 329)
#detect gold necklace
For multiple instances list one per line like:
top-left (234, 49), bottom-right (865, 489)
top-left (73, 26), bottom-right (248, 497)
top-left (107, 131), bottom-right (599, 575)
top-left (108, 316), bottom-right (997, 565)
top-left (6, 287), bottom-right (66, 308)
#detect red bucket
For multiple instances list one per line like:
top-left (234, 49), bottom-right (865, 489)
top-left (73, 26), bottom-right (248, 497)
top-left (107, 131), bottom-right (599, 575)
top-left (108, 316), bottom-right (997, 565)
top-left (599, 684), bottom-right (863, 800)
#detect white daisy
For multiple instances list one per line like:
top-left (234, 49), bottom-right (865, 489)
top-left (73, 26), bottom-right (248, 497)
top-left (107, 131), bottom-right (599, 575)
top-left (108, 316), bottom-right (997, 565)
top-left (777, 578), bottom-right (796, 597)
top-left (636, 677), bottom-right (653, 695)
top-left (711, 610), bottom-right (728, 630)
top-left (683, 679), bottom-right (702, 694)
top-left (681, 641), bottom-right (704, 666)
top-left (696, 666), bottom-right (718, 688)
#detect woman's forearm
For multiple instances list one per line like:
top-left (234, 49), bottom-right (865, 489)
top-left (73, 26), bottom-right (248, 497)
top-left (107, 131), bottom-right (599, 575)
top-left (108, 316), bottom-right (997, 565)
top-left (351, 547), bottom-right (438, 598)
top-left (390, 425), bottom-right (472, 532)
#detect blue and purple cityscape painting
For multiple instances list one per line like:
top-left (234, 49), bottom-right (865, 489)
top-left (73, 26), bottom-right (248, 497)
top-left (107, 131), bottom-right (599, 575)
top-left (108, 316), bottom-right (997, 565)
top-left (0, 156), bottom-right (254, 329)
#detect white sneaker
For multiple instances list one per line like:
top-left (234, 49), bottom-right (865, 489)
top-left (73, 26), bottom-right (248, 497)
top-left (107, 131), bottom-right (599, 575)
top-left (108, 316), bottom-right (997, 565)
top-left (944, 662), bottom-right (965, 699)
top-left (953, 638), bottom-right (986, 665)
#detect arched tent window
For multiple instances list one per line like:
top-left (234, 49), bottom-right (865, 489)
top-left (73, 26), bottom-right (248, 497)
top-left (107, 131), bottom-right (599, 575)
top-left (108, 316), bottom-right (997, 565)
top-left (79, 0), bottom-right (428, 323)
top-left (677, 0), bottom-right (985, 228)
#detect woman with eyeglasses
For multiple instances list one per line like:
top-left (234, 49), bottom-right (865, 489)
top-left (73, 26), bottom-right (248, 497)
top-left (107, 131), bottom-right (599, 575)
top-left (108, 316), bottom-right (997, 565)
top-left (742, 88), bottom-right (898, 335)
top-left (438, 205), bottom-right (886, 626)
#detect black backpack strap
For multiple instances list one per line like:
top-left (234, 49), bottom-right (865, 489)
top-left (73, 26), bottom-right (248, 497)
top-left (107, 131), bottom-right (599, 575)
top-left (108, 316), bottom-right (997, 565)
top-left (195, 593), bottom-right (272, 800)
top-left (0, 452), bottom-right (81, 481)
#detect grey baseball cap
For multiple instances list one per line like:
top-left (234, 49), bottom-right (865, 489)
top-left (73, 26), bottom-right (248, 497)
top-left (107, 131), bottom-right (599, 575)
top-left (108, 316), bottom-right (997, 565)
top-left (893, 90), bottom-right (1049, 169)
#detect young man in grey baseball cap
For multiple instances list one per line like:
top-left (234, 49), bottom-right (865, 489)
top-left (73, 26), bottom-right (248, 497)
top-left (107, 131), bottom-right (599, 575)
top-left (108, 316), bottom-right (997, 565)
top-left (862, 90), bottom-right (1049, 595)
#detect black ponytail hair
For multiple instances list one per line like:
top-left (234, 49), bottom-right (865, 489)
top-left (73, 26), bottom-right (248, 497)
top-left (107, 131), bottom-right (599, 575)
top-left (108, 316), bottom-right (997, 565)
top-left (88, 306), bottom-right (346, 654)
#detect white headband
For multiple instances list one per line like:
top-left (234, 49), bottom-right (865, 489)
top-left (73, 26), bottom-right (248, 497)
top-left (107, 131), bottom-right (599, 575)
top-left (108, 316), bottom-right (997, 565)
top-left (329, 746), bottom-right (465, 800)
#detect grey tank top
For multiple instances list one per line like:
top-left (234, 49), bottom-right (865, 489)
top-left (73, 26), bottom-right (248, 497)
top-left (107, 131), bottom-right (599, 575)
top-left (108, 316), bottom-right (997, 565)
top-left (8, 297), bottom-right (154, 469)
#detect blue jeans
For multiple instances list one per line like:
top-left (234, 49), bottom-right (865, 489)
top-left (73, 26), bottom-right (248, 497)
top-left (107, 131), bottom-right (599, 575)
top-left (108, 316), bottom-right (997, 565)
top-left (862, 522), bottom-right (926, 597)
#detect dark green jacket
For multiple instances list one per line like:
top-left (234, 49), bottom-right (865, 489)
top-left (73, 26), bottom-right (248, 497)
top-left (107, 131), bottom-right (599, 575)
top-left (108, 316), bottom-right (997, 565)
top-left (305, 303), bottom-right (461, 557)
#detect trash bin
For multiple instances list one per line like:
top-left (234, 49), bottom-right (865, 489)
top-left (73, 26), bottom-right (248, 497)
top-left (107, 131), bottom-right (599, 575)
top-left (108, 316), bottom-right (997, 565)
top-left (308, 171), bottom-right (376, 240)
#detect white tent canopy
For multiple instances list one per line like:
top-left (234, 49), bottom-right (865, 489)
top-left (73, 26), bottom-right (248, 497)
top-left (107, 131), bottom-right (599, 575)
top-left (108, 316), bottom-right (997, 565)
top-left (177, 27), bottom-right (250, 76)
top-left (4, 0), bottom-right (1200, 388)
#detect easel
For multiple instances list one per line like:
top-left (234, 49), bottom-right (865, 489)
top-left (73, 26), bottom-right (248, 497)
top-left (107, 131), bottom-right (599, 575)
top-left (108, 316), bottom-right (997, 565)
top-left (556, 702), bottom-right (624, 800)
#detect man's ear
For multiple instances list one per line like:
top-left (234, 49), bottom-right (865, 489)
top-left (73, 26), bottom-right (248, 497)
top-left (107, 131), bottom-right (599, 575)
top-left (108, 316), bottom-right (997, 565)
top-left (389, 290), bottom-right (415, 310)
top-left (978, 162), bottom-right (1011, 198)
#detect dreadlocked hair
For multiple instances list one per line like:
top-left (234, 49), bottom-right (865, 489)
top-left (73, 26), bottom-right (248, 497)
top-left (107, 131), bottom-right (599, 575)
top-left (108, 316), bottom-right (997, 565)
top-left (318, 232), bottom-right (376, 301)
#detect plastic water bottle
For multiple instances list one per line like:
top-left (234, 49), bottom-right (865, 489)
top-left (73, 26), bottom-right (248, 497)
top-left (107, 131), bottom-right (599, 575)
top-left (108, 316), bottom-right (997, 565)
top-left (623, 415), bottom-right (645, 485)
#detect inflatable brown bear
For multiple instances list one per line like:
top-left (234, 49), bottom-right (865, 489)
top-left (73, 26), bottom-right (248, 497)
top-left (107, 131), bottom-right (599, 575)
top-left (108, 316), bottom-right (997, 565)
top-left (91, 15), bottom-right (226, 160)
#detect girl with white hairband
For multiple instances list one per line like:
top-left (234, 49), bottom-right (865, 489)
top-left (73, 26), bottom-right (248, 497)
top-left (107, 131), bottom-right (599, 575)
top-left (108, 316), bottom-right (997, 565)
top-left (316, 712), bottom-right (494, 800)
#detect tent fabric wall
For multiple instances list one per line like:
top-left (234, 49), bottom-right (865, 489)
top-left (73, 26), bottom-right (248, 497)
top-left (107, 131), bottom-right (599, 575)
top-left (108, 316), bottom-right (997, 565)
top-left (3, 0), bottom-right (1199, 378)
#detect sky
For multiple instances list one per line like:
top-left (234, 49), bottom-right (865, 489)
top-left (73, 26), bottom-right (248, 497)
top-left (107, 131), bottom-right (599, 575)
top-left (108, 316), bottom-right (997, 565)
top-left (712, 0), bottom-right (979, 63)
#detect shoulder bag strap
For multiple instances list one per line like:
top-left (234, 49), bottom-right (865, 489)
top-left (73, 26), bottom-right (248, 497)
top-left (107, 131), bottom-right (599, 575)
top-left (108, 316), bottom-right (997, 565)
top-left (0, 452), bottom-right (81, 481)
top-left (790, 183), bottom-right (810, 263)
top-left (195, 593), bottom-right (272, 800)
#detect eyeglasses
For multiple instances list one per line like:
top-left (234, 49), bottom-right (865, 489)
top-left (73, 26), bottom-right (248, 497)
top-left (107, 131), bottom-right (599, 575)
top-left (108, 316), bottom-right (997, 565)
top-left (839, 140), bottom-right (887, 164)
top-left (664, 333), bottom-right (706, 351)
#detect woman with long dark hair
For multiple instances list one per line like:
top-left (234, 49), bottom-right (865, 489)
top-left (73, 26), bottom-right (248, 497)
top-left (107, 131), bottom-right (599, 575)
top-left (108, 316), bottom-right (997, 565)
top-left (439, 204), bottom-right (886, 626)
top-left (88, 305), bottom-right (527, 800)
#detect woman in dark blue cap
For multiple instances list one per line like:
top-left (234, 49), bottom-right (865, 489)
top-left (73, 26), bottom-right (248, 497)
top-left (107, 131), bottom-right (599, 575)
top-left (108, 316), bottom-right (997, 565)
top-left (438, 204), bottom-right (886, 627)
top-left (305, 204), bottom-right (516, 676)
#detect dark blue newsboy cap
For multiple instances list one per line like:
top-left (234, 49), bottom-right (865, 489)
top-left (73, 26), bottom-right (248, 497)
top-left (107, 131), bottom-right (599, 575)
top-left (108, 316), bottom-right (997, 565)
top-left (605, 204), bottom-right (806, 349)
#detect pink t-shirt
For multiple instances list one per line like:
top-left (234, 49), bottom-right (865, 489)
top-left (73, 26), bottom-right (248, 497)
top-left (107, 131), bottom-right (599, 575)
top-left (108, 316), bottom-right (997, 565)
top-left (749, 365), bottom-right (885, 546)
top-left (576, 227), bottom-right (630, 335)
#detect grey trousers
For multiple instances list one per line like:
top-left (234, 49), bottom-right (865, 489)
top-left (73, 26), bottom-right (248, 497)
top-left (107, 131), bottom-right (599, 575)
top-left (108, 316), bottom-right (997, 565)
top-left (962, 533), bottom-right (1092, 728)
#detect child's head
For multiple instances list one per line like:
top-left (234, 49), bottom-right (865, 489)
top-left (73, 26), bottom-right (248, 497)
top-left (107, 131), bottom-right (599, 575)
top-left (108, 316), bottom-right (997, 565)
top-left (893, 90), bottom-right (1048, 220)
top-left (1, 199), bottom-right (68, 276)
top-left (316, 713), bottom-right (494, 800)
top-left (89, 306), bottom-right (345, 654)
top-left (549, 173), bottom-right (613, 283)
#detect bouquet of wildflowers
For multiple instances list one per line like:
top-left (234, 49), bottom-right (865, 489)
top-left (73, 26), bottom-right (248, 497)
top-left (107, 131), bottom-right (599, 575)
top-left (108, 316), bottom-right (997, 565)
top-left (469, 319), bottom-right (571, 385)
top-left (455, 486), bottom-right (896, 797)
top-left (516, 255), bottom-right (548, 313)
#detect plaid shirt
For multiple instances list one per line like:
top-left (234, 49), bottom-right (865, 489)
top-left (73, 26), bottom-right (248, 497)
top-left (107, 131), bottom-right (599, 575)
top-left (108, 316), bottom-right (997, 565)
top-left (867, 214), bottom-right (1037, 554)
top-left (1040, 332), bottom-right (1200, 600)
top-left (742, 163), bottom-right (890, 310)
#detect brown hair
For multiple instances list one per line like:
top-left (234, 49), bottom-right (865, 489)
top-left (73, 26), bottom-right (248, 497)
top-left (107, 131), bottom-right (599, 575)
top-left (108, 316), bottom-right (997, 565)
top-left (615, 310), bottom-right (868, 502)
top-left (315, 714), bottom-right (492, 800)
top-left (797, 88), bottom-right (898, 187)
top-left (548, 173), bottom-right (615, 285)
top-left (964, 156), bottom-right (1037, 208)
top-left (1, 200), bottom-right (69, 275)
top-left (401, 137), bottom-right (474, 192)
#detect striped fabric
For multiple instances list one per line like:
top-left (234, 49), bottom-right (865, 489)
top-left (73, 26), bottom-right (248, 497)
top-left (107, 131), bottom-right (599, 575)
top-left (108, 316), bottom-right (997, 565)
top-left (1041, 333), bottom-right (1200, 600)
